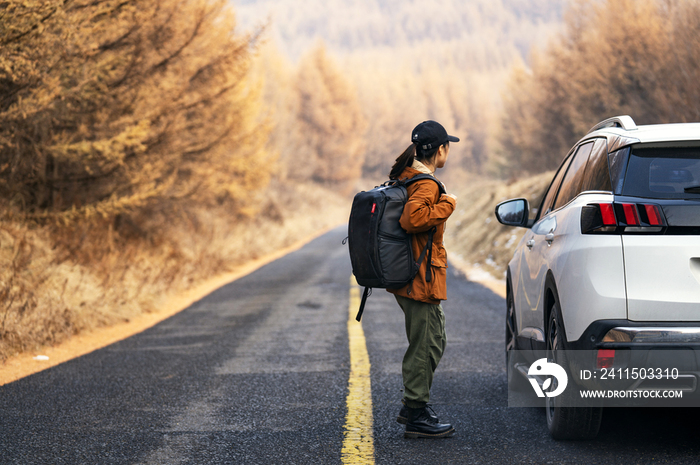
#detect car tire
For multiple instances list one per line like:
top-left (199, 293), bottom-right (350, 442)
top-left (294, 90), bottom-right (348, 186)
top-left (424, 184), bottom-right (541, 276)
top-left (506, 281), bottom-right (528, 391)
top-left (545, 302), bottom-right (603, 440)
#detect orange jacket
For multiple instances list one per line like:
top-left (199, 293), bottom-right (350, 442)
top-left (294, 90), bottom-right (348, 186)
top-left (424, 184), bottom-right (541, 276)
top-left (387, 167), bottom-right (456, 304)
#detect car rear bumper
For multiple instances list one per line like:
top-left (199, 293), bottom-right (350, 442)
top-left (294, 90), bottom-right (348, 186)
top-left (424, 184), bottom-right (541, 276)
top-left (568, 319), bottom-right (700, 350)
top-left (560, 320), bottom-right (700, 395)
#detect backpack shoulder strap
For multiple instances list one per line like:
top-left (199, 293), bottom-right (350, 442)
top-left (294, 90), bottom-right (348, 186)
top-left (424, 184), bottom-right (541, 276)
top-left (402, 174), bottom-right (446, 195)
top-left (400, 174), bottom-right (445, 284)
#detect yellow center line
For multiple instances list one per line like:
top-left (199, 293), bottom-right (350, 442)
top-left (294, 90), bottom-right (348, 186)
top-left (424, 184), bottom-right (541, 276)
top-left (341, 276), bottom-right (375, 465)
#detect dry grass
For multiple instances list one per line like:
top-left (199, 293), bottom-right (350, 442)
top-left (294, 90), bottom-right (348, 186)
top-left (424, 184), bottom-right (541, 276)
top-left (0, 181), bottom-right (349, 362)
top-left (445, 172), bottom-right (554, 281)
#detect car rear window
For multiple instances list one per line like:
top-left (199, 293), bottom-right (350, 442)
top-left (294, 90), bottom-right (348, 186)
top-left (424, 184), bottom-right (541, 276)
top-left (622, 146), bottom-right (700, 199)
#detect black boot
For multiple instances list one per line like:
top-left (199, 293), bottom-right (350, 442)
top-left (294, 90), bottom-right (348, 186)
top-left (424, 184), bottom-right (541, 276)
top-left (404, 405), bottom-right (455, 439)
top-left (397, 400), bottom-right (438, 425)
top-left (397, 400), bottom-right (409, 424)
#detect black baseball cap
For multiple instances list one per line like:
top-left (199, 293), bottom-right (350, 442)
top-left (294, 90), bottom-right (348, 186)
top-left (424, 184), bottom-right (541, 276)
top-left (411, 120), bottom-right (459, 150)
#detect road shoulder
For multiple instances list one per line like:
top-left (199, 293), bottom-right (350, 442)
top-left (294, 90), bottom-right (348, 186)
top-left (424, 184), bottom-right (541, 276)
top-left (0, 226), bottom-right (339, 386)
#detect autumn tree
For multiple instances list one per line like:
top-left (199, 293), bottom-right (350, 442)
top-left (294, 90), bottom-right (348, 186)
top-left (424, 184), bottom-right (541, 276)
top-left (0, 0), bottom-right (268, 224)
top-left (348, 59), bottom-right (477, 179)
top-left (498, 0), bottom-right (700, 176)
top-left (294, 44), bottom-right (367, 186)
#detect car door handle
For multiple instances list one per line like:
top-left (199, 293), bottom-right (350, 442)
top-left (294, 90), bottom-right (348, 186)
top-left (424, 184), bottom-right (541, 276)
top-left (526, 239), bottom-right (535, 249)
top-left (545, 233), bottom-right (555, 244)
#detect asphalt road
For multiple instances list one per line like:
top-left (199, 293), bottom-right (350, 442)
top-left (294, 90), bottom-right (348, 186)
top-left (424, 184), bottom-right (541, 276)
top-left (2, 226), bottom-right (700, 464)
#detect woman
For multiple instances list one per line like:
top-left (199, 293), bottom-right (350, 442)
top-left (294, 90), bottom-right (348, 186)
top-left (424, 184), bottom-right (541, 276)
top-left (388, 120), bottom-right (458, 439)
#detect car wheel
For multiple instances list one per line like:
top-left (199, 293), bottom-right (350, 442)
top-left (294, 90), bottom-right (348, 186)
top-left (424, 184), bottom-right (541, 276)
top-left (506, 280), bottom-right (528, 391)
top-left (545, 302), bottom-right (603, 440)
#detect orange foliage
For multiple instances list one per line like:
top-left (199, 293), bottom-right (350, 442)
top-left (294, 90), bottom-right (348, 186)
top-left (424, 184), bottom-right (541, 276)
top-left (0, 0), bottom-right (269, 223)
top-left (295, 44), bottom-right (367, 186)
top-left (499, 0), bottom-right (700, 175)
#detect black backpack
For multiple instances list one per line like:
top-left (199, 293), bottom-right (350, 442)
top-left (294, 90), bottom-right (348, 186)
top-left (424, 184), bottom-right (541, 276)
top-left (347, 175), bottom-right (446, 321)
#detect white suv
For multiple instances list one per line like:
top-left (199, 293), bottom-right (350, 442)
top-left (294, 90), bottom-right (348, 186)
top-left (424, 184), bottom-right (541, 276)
top-left (496, 116), bottom-right (700, 439)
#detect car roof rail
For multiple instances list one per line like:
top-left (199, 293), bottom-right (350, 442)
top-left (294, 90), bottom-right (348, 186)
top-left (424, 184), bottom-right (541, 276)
top-left (588, 115), bottom-right (638, 134)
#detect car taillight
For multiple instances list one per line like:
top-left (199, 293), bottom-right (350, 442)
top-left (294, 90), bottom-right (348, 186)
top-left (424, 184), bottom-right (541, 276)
top-left (596, 349), bottom-right (615, 369)
top-left (581, 203), bottom-right (618, 233)
top-left (620, 203), bottom-right (640, 226)
top-left (581, 202), bottom-right (666, 234)
top-left (598, 203), bottom-right (617, 226)
top-left (643, 204), bottom-right (663, 226)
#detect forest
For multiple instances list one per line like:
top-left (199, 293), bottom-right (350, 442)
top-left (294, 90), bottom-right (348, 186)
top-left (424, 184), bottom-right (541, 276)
top-left (238, 0), bottom-right (565, 177)
top-left (499, 0), bottom-right (700, 175)
top-left (2, 0), bottom-right (700, 360)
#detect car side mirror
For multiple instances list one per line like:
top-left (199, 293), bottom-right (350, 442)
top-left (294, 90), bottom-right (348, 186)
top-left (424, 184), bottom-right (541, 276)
top-left (495, 198), bottom-right (531, 228)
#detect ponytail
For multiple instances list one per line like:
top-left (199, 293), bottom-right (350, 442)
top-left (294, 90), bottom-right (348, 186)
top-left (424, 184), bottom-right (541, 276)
top-left (389, 144), bottom-right (417, 179)
top-left (389, 142), bottom-right (445, 179)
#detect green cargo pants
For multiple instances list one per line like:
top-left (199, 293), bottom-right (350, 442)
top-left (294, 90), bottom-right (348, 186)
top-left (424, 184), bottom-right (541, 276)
top-left (394, 295), bottom-right (446, 409)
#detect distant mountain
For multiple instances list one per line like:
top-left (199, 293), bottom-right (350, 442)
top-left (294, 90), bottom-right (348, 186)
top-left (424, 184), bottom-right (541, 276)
top-left (232, 0), bottom-right (565, 68)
